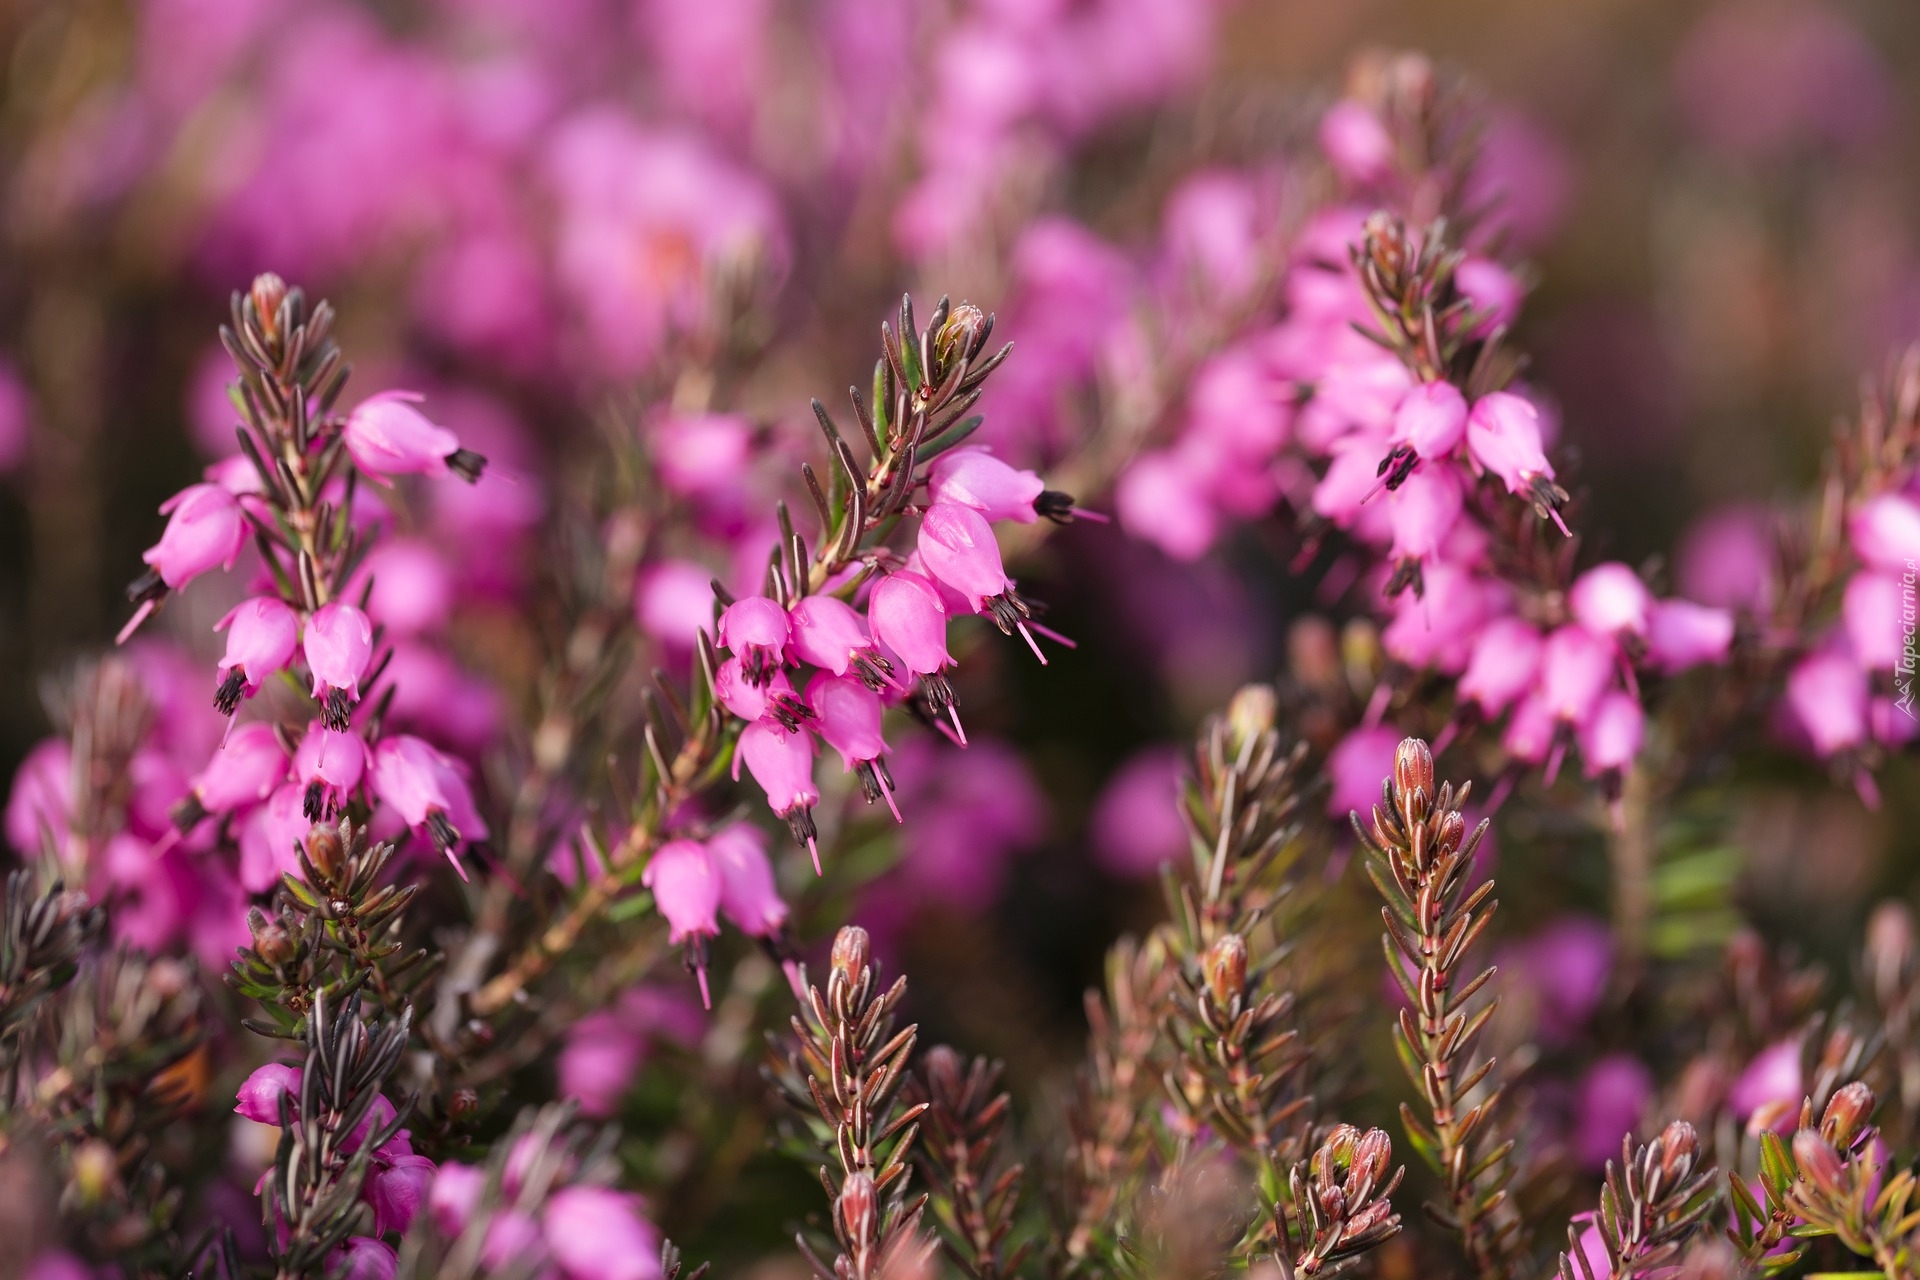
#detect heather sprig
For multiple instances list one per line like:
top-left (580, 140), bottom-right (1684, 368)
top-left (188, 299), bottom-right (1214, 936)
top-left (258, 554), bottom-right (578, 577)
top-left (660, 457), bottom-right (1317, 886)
top-left (1272, 1124), bottom-right (1406, 1277)
top-left (1559, 1121), bottom-right (1719, 1280)
top-left (0, 870), bottom-right (101, 1066)
top-left (905, 1046), bottom-right (1029, 1280)
top-left (1358, 737), bottom-right (1524, 1278)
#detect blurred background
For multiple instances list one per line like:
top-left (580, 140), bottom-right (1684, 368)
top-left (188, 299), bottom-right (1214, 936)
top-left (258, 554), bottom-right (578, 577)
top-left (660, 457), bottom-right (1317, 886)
top-left (3, 0), bottom-right (1920, 1265)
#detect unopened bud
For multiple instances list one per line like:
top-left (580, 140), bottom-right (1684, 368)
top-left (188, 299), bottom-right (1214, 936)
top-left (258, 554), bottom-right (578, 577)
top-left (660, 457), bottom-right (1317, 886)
top-left (831, 926), bottom-right (871, 984)
top-left (1225, 684), bottom-right (1279, 755)
top-left (1656, 1120), bottom-right (1699, 1183)
top-left (1821, 1082), bottom-right (1876, 1148)
top-left (1206, 934), bottom-right (1249, 1009)
top-left (1312, 1123), bottom-right (1361, 1193)
top-left (305, 825), bottom-right (345, 883)
top-left (249, 274), bottom-right (289, 341)
top-left (1350, 1127), bottom-right (1393, 1196)
top-left (837, 1171), bottom-right (879, 1243)
top-left (248, 907), bottom-right (297, 966)
top-left (1748, 1099), bottom-right (1796, 1137)
top-left (1435, 810), bottom-right (1466, 857)
top-left (1393, 739), bottom-right (1434, 802)
top-left (449, 1088), bottom-right (479, 1122)
top-left (1792, 1128), bottom-right (1847, 1199)
top-left (1866, 902), bottom-right (1914, 1003)
top-left (933, 303), bottom-right (987, 372)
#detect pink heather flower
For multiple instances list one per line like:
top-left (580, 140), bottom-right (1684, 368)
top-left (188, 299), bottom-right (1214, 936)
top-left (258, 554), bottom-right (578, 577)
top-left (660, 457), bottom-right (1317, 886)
top-left (559, 1013), bottom-right (645, 1118)
top-left (1089, 747), bottom-right (1186, 877)
top-left (1391, 381), bottom-right (1469, 458)
top-left (807, 673), bottom-right (900, 821)
top-left (430, 1163), bottom-right (484, 1236)
top-left (1313, 433), bottom-right (1393, 528)
top-left (1466, 392), bottom-right (1564, 530)
top-left (235, 1062), bottom-right (302, 1124)
top-left (6, 738), bottom-right (72, 854)
top-left (1114, 451), bottom-right (1218, 561)
top-left (708, 823), bottom-right (787, 937)
top-left (1787, 650), bottom-right (1868, 757)
top-left (178, 722), bottom-right (286, 828)
top-left (293, 722), bottom-right (368, 822)
top-left (343, 391), bottom-right (484, 484)
top-left (367, 1153), bottom-right (435, 1236)
top-left (1731, 1039), bottom-right (1803, 1130)
top-left (917, 502), bottom-right (1014, 614)
top-left (1580, 691), bottom-right (1645, 778)
top-left (1677, 505), bottom-right (1776, 612)
top-left (482, 1212), bottom-right (543, 1270)
top-left (1319, 100), bottom-right (1395, 184)
top-left (1645, 600), bottom-right (1735, 673)
top-left (1575, 1054), bottom-right (1654, 1170)
top-left (929, 447), bottom-right (1046, 525)
top-left (714, 659), bottom-right (803, 726)
top-left (1502, 692), bottom-right (1557, 764)
top-left (734, 721), bottom-right (822, 872)
top-left (717, 595), bottom-right (790, 684)
top-left (634, 559), bottom-right (717, 652)
top-left (96, 834), bottom-right (181, 952)
top-left (1327, 725), bottom-right (1402, 819)
top-left (303, 601), bottom-right (373, 731)
top-left (141, 483), bottom-right (246, 589)
top-left (333, 1238), bottom-right (398, 1280)
top-left (0, 356), bottom-right (31, 474)
top-left (356, 540), bottom-right (453, 637)
top-left (654, 413), bottom-right (750, 500)
top-left (1458, 618), bottom-right (1545, 716)
top-left (369, 735), bottom-right (488, 876)
top-left (641, 838), bottom-right (721, 1006)
top-left (1387, 462), bottom-right (1463, 570)
top-left (1540, 625), bottom-right (1615, 726)
top-left (787, 596), bottom-right (878, 679)
top-left (22, 1253), bottom-right (88, 1280)
top-left (1851, 493), bottom-right (1920, 573)
top-left (1505, 916), bottom-right (1612, 1045)
top-left (868, 572), bottom-right (953, 677)
top-left (1454, 257), bottom-right (1524, 336)
top-left (239, 783), bottom-right (310, 894)
top-left (214, 597), bottom-right (299, 715)
top-left (1845, 573), bottom-right (1906, 669)
top-left (1570, 562), bottom-right (1653, 637)
top-left (544, 1187), bottom-right (664, 1280)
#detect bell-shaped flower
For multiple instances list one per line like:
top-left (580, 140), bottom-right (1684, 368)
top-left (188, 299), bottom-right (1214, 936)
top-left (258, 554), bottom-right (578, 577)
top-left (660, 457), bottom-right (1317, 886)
top-left (6, 738), bottom-right (72, 855)
top-left (734, 720), bottom-right (821, 873)
top-left (1570, 563), bottom-right (1652, 637)
top-left (917, 502), bottom-right (1012, 612)
top-left (430, 1164), bottom-right (484, 1237)
top-left (173, 722), bottom-right (287, 831)
top-left (366, 1151), bottom-right (436, 1236)
top-left (293, 722), bottom-right (368, 822)
top-left (370, 735), bottom-right (488, 877)
top-left (928, 447), bottom-right (1046, 525)
top-left (1455, 258), bottom-right (1524, 336)
top-left (707, 823), bottom-right (787, 939)
top-left (1466, 392), bottom-right (1568, 533)
top-left (1579, 690), bottom-right (1644, 779)
top-left (1502, 692), bottom-right (1557, 764)
top-left (239, 783), bottom-right (310, 893)
top-left (1850, 493), bottom-right (1920, 573)
top-left (715, 659), bottom-right (806, 729)
top-left (543, 1187), bottom-right (664, 1280)
top-left (304, 601), bottom-right (373, 731)
top-left (1386, 462), bottom-right (1463, 587)
top-left (1572, 1055), bottom-right (1654, 1170)
top-left (1391, 381), bottom-right (1468, 459)
top-left (235, 1062), bottom-right (302, 1124)
top-left (1729, 1039), bottom-right (1803, 1131)
top-left (1787, 649), bottom-right (1867, 757)
top-left (215, 598), bottom-right (299, 715)
top-left (1540, 626), bottom-right (1615, 727)
top-left (807, 673), bottom-right (900, 821)
top-left (640, 838), bottom-right (721, 1007)
top-left (788, 596), bottom-right (891, 687)
top-left (1645, 600), bottom-right (1734, 673)
top-left (1458, 618), bottom-right (1544, 716)
top-left (1844, 572), bottom-right (1906, 670)
top-left (142, 484), bottom-right (247, 590)
top-left (332, 1238), bottom-right (398, 1280)
top-left (1319, 100), bottom-right (1394, 184)
top-left (343, 391), bottom-right (485, 483)
top-left (717, 595), bottom-right (789, 685)
top-left (868, 570), bottom-right (964, 743)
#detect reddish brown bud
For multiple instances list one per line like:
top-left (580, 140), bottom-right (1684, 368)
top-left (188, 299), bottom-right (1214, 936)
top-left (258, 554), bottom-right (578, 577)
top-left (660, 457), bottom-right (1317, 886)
top-left (1393, 738), bottom-right (1434, 801)
top-left (249, 274), bottom-right (289, 341)
top-left (933, 303), bottom-right (987, 371)
top-left (247, 907), bottom-right (297, 966)
top-left (1206, 934), bottom-right (1249, 1009)
top-left (831, 926), bottom-right (871, 984)
top-left (1656, 1120), bottom-right (1700, 1184)
top-left (1435, 810), bottom-right (1466, 857)
top-left (304, 825), bottom-right (345, 883)
top-left (1225, 684), bottom-right (1279, 753)
top-left (1349, 1127), bottom-right (1393, 1198)
top-left (1821, 1081), bottom-right (1876, 1148)
top-left (1792, 1128), bottom-right (1847, 1199)
top-left (837, 1171), bottom-right (879, 1244)
top-left (449, 1088), bottom-right (480, 1122)
top-left (1867, 902), bottom-right (1914, 1003)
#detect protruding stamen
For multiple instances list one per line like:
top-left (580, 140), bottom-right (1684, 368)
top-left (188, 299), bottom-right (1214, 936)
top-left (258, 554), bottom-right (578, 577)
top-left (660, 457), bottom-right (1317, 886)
top-left (1015, 620), bottom-right (1048, 666)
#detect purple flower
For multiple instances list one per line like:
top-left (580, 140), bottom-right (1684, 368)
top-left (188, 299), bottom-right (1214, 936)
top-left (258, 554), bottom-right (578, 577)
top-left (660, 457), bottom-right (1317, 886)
top-left (333, 1238), bottom-right (397, 1280)
top-left (917, 502), bottom-right (1015, 615)
top-left (708, 823), bottom-right (788, 938)
top-left (734, 721), bottom-right (821, 872)
top-left (717, 595), bottom-right (790, 685)
top-left (1539, 625), bottom-right (1615, 727)
top-left (1574, 1054), bottom-right (1654, 1170)
top-left (634, 559), bottom-right (718, 653)
top-left (235, 1063), bottom-right (302, 1124)
top-left (1115, 450), bottom-right (1218, 561)
top-left (928, 447), bottom-right (1046, 525)
top-left (214, 597), bottom-right (299, 715)
top-left (1454, 257), bottom-right (1523, 336)
top-left (1579, 691), bottom-right (1644, 778)
top-left (292, 722), bottom-right (367, 822)
top-left (641, 838), bottom-right (721, 1006)
top-left (1787, 649), bottom-right (1868, 757)
top-left (654, 413), bottom-right (751, 501)
top-left (868, 572), bottom-right (953, 678)
top-left (1327, 725), bottom-right (1402, 820)
top-left (787, 596), bottom-right (877, 679)
top-left (355, 540), bottom-right (454, 637)
top-left (1466, 392), bottom-right (1564, 531)
top-left (1090, 746), bottom-right (1186, 877)
top-left (1570, 563), bottom-right (1652, 637)
top-left (430, 1162), bottom-right (484, 1236)
top-left (303, 601), bottom-right (373, 730)
top-left (1505, 916), bottom-right (1612, 1045)
top-left (369, 735), bottom-right (488, 876)
top-left (366, 1152), bottom-right (435, 1235)
top-left (178, 722), bottom-right (286, 829)
top-left (1458, 618), bottom-right (1544, 716)
top-left (5, 738), bottom-right (72, 854)
top-left (543, 1186), bottom-right (663, 1280)
top-left (343, 391), bottom-right (484, 483)
top-left (1850, 493), bottom-right (1920, 573)
top-left (141, 483), bottom-right (246, 589)
top-left (1392, 381), bottom-right (1468, 458)
top-left (1677, 505), bottom-right (1775, 612)
top-left (1730, 1039), bottom-right (1803, 1131)
top-left (238, 783), bottom-right (309, 894)
top-left (1645, 600), bottom-right (1735, 673)
top-left (1319, 100), bottom-right (1394, 184)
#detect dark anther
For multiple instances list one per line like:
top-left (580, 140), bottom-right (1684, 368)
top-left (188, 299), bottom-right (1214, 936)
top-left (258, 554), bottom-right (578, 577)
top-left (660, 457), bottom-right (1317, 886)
top-left (1035, 489), bottom-right (1079, 523)
top-left (303, 781), bottom-right (327, 824)
top-left (426, 809), bottom-right (460, 854)
top-left (125, 567), bottom-right (167, 605)
top-left (785, 808), bottom-right (819, 851)
top-left (1375, 444), bottom-right (1419, 491)
top-left (446, 448), bottom-right (488, 483)
top-left (169, 793), bottom-right (208, 834)
top-left (214, 668), bottom-right (248, 717)
top-left (322, 687), bottom-right (354, 733)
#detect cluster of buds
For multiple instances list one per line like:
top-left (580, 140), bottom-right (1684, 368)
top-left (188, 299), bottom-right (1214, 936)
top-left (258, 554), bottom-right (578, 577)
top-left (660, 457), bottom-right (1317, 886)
top-left (713, 296), bottom-right (1083, 872)
top-left (1559, 1122), bottom-right (1718, 1280)
top-left (1279, 1125), bottom-right (1404, 1276)
top-left (121, 275), bottom-right (492, 880)
top-left (638, 822), bottom-right (790, 1008)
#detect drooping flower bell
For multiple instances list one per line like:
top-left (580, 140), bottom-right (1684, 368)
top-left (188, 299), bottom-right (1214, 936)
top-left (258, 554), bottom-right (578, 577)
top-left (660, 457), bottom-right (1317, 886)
top-left (369, 734), bottom-right (489, 878)
top-left (640, 838), bottom-right (721, 1008)
top-left (214, 597), bottom-right (299, 716)
top-left (1645, 599), bottom-right (1735, 673)
top-left (1384, 462), bottom-right (1463, 596)
top-left (1569, 563), bottom-right (1652, 638)
top-left (170, 722), bottom-right (287, 832)
top-left (918, 502), bottom-right (1046, 662)
top-left (1379, 381), bottom-right (1468, 489)
top-left (292, 722), bottom-right (368, 822)
top-left (733, 721), bottom-right (821, 874)
top-left (787, 596), bottom-right (894, 689)
top-left (1579, 689), bottom-right (1645, 795)
top-left (235, 1062), bottom-right (302, 1124)
top-left (1787, 649), bottom-right (1868, 758)
top-left (867, 570), bottom-right (963, 744)
top-left (122, 484), bottom-right (249, 641)
top-left (716, 595), bottom-right (790, 686)
top-left (807, 673), bottom-right (900, 822)
top-left (1466, 392), bottom-right (1569, 534)
top-left (706, 823), bottom-right (788, 940)
top-left (1850, 493), bottom-right (1920, 573)
top-left (304, 601), bottom-right (374, 731)
top-left (343, 391), bottom-right (486, 484)
top-left (332, 1238), bottom-right (398, 1280)
top-left (714, 659), bottom-right (808, 731)
top-left (1457, 617), bottom-right (1545, 717)
top-left (543, 1187), bottom-right (664, 1280)
top-left (928, 447), bottom-right (1046, 524)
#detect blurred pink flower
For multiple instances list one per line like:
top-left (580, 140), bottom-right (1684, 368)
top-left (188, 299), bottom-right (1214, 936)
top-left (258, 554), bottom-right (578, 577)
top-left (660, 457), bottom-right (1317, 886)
top-left (1090, 746), bottom-right (1186, 877)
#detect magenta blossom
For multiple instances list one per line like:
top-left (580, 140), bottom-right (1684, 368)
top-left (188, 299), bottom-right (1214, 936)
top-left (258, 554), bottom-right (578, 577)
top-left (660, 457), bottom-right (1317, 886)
top-left (640, 838), bottom-right (721, 1007)
top-left (714, 659), bottom-right (806, 730)
top-left (1787, 650), bottom-right (1868, 757)
top-left (239, 783), bottom-right (310, 894)
top-left (1465, 392), bottom-right (1567, 533)
top-left (1539, 625), bottom-right (1615, 728)
top-left (369, 735), bottom-right (488, 876)
top-left (214, 597), bottom-right (299, 715)
top-left (142, 484), bottom-right (247, 590)
top-left (734, 720), bottom-right (821, 873)
top-left (1850, 493), bottom-right (1920, 573)
top-left (788, 595), bottom-right (889, 687)
top-left (1731, 1039), bottom-right (1803, 1132)
top-left (1320, 100), bottom-right (1395, 185)
top-left (235, 1062), bottom-right (302, 1124)
top-left (5, 738), bottom-right (72, 855)
top-left (717, 595), bottom-right (790, 685)
top-left (544, 1187), bottom-right (664, 1280)
top-left (807, 672), bottom-right (900, 821)
top-left (292, 722), bottom-right (368, 822)
top-left (333, 1238), bottom-right (397, 1280)
top-left (1574, 1054), bottom-right (1654, 1170)
top-left (928, 447), bottom-right (1047, 524)
top-left (1570, 563), bottom-right (1652, 637)
top-left (1645, 600), bottom-right (1735, 673)
top-left (1391, 380), bottom-right (1469, 459)
top-left (867, 571), bottom-right (964, 742)
top-left (343, 391), bottom-right (485, 484)
top-left (707, 823), bottom-right (788, 939)
top-left (303, 601), bottom-right (373, 731)
top-left (173, 722), bottom-right (286, 831)
top-left (1580, 690), bottom-right (1645, 781)
top-left (367, 1150), bottom-right (436, 1236)
top-left (1458, 618), bottom-right (1544, 717)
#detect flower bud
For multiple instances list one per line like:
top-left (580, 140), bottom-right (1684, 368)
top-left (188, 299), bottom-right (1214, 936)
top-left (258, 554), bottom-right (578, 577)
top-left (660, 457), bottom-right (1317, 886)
top-left (1206, 934), bottom-right (1248, 1010)
top-left (1224, 684), bottom-right (1278, 755)
top-left (1655, 1120), bottom-right (1699, 1184)
top-left (1393, 738), bottom-right (1434, 801)
top-left (448, 1088), bottom-right (479, 1121)
top-left (831, 926), bottom-right (871, 984)
top-left (1866, 902), bottom-right (1915, 1005)
top-left (933, 303), bottom-right (987, 373)
top-left (70, 1139), bottom-right (118, 1208)
top-left (250, 273), bottom-right (289, 340)
top-left (837, 1171), bottom-right (879, 1244)
top-left (1349, 1127), bottom-right (1393, 1198)
top-left (1792, 1128), bottom-right (1847, 1199)
top-left (305, 824), bottom-right (345, 883)
top-left (1821, 1082), bottom-right (1876, 1148)
top-left (248, 907), bottom-right (298, 966)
